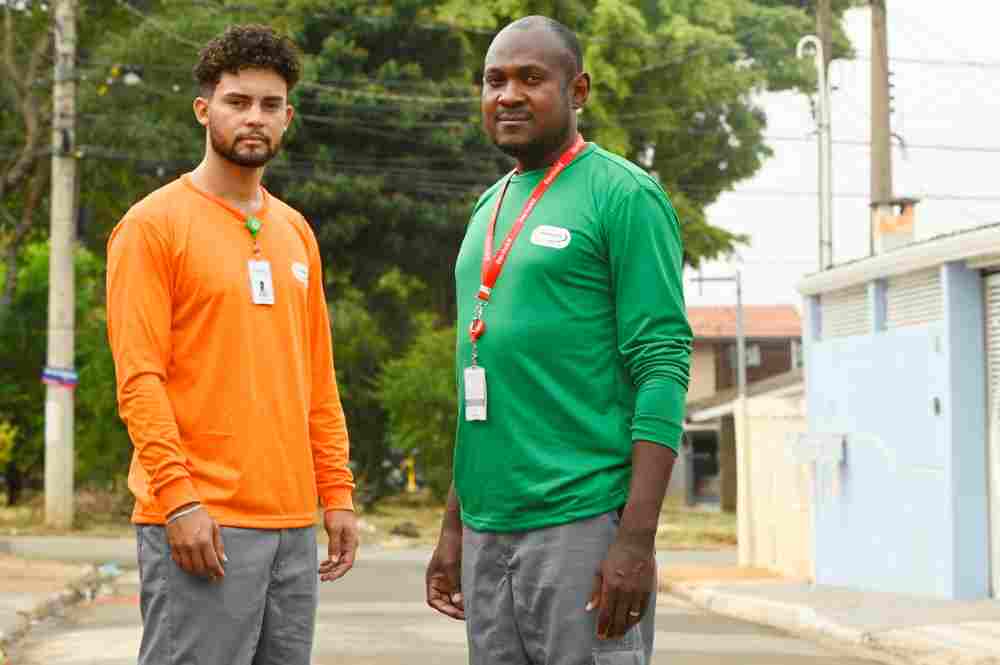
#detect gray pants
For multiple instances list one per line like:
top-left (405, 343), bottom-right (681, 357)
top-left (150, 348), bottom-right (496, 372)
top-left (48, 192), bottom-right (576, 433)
top-left (462, 511), bottom-right (656, 665)
top-left (136, 525), bottom-right (318, 665)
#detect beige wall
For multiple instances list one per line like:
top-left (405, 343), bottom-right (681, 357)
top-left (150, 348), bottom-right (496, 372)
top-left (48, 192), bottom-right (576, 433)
top-left (735, 390), bottom-right (814, 580)
top-left (688, 344), bottom-right (716, 402)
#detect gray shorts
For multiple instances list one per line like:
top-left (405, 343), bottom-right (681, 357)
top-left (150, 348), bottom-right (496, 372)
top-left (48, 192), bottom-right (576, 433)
top-left (462, 511), bottom-right (656, 665)
top-left (136, 525), bottom-right (318, 665)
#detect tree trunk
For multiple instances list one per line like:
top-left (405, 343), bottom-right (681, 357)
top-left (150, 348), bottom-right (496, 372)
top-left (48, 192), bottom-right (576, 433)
top-left (1, 158), bottom-right (47, 305)
top-left (4, 461), bottom-right (22, 506)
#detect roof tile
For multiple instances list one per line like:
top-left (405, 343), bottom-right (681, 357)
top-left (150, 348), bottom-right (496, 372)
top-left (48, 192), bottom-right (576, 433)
top-left (687, 305), bottom-right (801, 339)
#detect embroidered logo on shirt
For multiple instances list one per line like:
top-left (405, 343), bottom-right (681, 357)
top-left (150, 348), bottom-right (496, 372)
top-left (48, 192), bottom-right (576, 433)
top-left (529, 225), bottom-right (571, 249)
top-left (291, 262), bottom-right (309, 286)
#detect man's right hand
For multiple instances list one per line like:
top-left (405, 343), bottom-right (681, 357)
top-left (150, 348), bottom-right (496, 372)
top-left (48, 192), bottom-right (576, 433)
top-left (425, 529), bottom-right (464, 620)
top-left (165, 504), bottom-right (227, 581)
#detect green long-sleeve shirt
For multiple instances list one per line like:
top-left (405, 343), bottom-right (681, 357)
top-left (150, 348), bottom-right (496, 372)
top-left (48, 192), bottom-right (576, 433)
top-left (454, 143), bottom-right (692, 532)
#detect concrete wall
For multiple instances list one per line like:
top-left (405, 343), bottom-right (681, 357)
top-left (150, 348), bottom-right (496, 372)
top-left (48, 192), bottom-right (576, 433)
top-left (804, 262), bottom-right (990, 599)
top-left (735, 392), bottom-right (813, 580)
top-left (689, 344), bottom-right (717, 402)
top-left (666, 434), bottom-right (689, 500)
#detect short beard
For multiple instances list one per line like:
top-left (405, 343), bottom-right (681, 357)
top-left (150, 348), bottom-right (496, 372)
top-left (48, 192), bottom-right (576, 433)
top-left (492, 86), bottom-right (574, 169)
top-left (209, 123), bottom-right (281, 168)
top-left (494, 121), bottom-right (572, 169)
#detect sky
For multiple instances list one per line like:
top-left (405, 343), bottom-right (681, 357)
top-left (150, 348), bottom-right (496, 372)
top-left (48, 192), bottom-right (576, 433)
top-left (683, 0), bottom-right (1000, 309)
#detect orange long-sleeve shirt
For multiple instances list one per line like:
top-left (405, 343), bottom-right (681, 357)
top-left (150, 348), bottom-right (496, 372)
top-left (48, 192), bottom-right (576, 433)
top-left (106, 175), bottom-right (354, 527)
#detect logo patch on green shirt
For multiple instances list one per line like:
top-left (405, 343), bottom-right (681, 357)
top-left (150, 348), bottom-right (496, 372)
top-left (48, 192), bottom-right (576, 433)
top-left (530, 225), bottom-right (572, 249)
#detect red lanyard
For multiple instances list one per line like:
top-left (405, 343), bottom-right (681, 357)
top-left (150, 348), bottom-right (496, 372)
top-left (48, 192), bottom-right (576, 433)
top-left (469, 134), bottom-right (586, 345)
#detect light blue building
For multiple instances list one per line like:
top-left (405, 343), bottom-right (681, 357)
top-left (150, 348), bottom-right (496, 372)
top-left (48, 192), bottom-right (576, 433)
top-left (798, 223), bottom-right (1000, 600)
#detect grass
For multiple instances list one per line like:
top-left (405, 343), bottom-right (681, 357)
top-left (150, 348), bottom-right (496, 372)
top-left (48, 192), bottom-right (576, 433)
top-left (0, 488), bottom-right (135, 537)
top-left (0, 490), bottom-right (737, 550)
top-left (657, 496), bottom-right (738, 550)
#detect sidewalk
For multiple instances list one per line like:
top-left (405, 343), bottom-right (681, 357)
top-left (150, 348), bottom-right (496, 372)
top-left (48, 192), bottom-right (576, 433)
top-left (0, 537), bottom-right (142, 664)
top-left (659, 564), bottom-right (1000, 665)
top-left (0, 555), bottom-right (101, 664)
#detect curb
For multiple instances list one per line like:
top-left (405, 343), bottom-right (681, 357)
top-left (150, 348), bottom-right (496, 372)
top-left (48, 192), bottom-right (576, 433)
top-left (660, 581), bottom-right (913, 665)
top-left (0, 564), bottom-right (120, 665)
top-left (660, 581), bottom-right (1000, 665)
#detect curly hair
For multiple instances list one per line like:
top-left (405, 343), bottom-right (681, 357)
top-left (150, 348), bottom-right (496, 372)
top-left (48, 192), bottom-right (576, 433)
top-left (193, 24), bottom-right (301, 96)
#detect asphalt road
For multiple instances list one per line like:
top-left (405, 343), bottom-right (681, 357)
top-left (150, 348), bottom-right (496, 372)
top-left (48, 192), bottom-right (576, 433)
top-left (10, 549), bottom-right (883, 665)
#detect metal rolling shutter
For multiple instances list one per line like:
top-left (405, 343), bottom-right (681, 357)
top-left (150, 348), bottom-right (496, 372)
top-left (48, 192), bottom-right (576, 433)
top-left (887, 268), bottom-right (942, 328)
top-left (985, 273), bottom-right (1000, 597)
top-left (821, 285), bottom-right (870, 338)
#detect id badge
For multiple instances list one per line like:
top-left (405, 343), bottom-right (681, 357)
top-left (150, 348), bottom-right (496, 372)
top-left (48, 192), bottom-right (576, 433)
top-left (248, 260), bottom-right (275, 305)
top-left (464, 366), bottom-right (487, 421)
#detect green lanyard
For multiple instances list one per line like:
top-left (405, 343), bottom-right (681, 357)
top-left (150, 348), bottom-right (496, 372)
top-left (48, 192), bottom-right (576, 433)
top-left (246, 216), bottom-right (262, 256)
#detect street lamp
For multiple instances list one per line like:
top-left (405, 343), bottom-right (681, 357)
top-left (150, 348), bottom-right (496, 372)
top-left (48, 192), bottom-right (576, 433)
top-left (797, 35), bottom-right (834, 271)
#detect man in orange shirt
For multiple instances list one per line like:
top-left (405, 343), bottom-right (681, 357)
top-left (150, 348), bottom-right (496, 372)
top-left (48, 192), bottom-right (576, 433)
top-left (106, 24), bottom-right (358, 665)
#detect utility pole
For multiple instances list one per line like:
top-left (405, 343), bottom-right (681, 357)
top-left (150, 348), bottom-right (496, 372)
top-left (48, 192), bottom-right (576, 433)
top-left (871, 0), bottom-right (894, 254)
top-left (44, 0), bottom-right (79, 528)
top-left (817, 0), bottom-right (834, 75)
top-left (691, 272), bottom-right (746, 396)
top-left (690, 272), bottom-right (747, 535)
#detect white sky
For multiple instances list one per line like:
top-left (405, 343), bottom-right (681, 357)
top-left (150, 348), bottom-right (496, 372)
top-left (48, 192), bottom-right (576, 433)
top-left (684, 0), bottom-right (1000, 308)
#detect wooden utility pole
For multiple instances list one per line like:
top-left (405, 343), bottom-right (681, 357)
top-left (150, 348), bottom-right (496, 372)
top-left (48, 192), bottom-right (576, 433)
top-left (871, 0), bottom-right (894, 253)
top-left (44, 0), bottom-right (78, 528)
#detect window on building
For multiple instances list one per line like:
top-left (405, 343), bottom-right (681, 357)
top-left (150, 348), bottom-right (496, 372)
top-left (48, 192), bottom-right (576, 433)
top-left (728, 343), bottom-right (762, 368)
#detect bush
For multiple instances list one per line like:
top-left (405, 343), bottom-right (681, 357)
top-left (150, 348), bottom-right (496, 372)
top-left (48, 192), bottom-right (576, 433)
top-left (377, 316), bottom-right (457, 500)
top-left (0, 242), bottom-right (127, 502)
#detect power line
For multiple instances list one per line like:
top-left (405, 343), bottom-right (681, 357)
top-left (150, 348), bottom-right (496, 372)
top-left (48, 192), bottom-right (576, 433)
top-left (70, 145), bottom-right (1000, 205)
top-left (112, 0), bottom-right (202, 49)
top-left (72, 98), bottom-right (1000, 156)
top-left (695, 188), bottom-right (1000, 203)
top-left (762, 134), bottom-right (1000, 154)
top-left (851, 55), bottom-right (1000, 69)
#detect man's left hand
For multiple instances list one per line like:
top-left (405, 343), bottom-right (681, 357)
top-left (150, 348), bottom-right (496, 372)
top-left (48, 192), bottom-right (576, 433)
top-left (319, 509), bottom-right (359, 582)
top-left (588, 539), bottom-right (656, 640)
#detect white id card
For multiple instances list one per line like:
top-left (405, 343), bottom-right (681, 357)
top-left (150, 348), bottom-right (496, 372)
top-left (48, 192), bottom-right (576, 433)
top-left (464, 366), bottom-right (487, 421)
top-left (248, 260), bottom-right (275, 305)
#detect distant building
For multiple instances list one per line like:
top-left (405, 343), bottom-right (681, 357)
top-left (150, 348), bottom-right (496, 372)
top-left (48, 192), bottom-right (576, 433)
top-left (687, 305), bottom-right (803, 400)
top-left (675, 306), bottom-right (802, 505)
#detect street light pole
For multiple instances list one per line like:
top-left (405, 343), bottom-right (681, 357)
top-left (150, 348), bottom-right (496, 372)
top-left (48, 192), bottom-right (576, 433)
top-left (797, 35), bottom-right (834, 271)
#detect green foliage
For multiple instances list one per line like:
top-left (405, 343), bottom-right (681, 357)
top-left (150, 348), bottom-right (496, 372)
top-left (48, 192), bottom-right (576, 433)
top-left (0, 420), bottom-right (15, 466)
top-left (0, 242), bottom-right (125, 495)
top-left (328, 286), bottom-right (391, 500)
top-left (1, 0), bottom-right (858, 505)
top-left (377, 317), bottom-right (457, 499)
top-left (75, 308), bottom-right (131, 487)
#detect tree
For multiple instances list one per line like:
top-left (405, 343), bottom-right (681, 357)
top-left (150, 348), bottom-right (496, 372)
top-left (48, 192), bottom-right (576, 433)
top-left (1, 0), bottom-right (135, 307)
top-left (1, 1), bottom-right (52, 308)
top-left (2, 0), bottom-right (861, 502)
top-left (377, 316), bottom-right (457, 500)
top-left (0, 242), bottom-right (107, 504)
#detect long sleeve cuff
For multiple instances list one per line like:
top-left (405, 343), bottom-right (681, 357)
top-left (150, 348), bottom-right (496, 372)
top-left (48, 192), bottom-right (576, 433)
top-left (321, 488), bottom-right (355, 512)
top-left (631, 378), bottom-right (687, 451)
top-left (156, 476), bottom-right (201, 517)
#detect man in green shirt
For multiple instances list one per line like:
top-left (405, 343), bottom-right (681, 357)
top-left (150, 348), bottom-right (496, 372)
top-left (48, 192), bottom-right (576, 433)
top-left (425, 15), bottom-right (692, 664)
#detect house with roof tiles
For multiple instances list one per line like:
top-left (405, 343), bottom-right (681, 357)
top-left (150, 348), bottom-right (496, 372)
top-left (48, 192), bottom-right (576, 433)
top-left (675, 305), bottom-right (803, 507)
